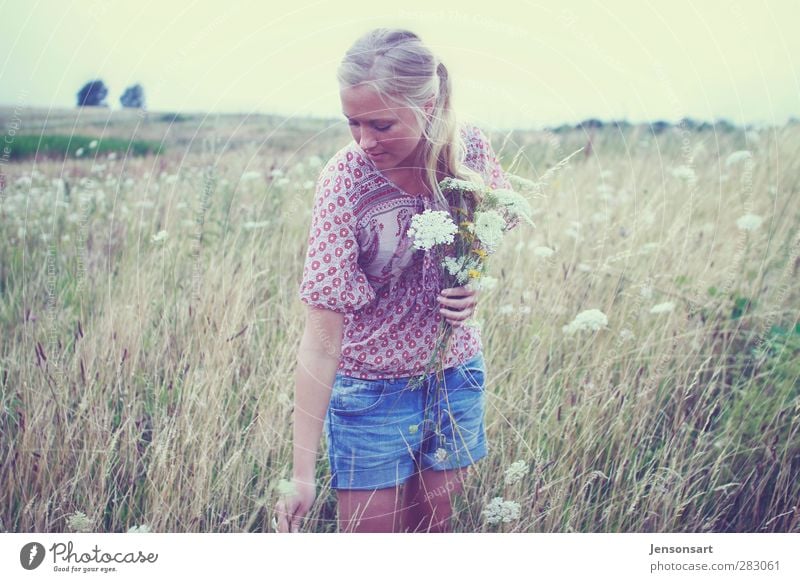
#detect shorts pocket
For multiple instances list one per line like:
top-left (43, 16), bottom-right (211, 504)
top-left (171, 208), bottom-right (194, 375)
top-left (329, 375), bottom-right (387, 416)
top-left (454, 354), bottom-right (485, 391)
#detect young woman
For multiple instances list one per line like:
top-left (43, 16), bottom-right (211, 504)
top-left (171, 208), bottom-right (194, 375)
top-left (274, 27), bottom-right (515, 533)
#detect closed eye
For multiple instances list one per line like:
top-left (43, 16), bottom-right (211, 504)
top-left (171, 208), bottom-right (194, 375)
top-left (347, 121), bottom-right (393, 132)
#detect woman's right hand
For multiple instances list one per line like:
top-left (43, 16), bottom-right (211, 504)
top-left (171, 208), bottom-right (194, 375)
top-left (273, 478), bottom-right (316, 533)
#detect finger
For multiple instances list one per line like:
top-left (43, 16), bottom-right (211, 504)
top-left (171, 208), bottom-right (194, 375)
top-left (291, 514), bottom-right (302, 533)
top-left (439, 306), bottom-right (471, 323)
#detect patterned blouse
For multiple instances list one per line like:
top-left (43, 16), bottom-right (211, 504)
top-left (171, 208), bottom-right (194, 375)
top-left (298, 123), bottom-right (515, 380)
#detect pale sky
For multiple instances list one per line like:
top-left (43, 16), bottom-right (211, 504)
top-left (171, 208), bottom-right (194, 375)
top-left (1, 0), bottom-right (798, 130)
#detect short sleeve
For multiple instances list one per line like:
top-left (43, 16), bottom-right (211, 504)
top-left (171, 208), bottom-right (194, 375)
top-left (297, 155), bottom-right (377, 313)
top-left (463, 125), bottom-right (512, 190)
top-left (462, 125), bottom-right (520, 232)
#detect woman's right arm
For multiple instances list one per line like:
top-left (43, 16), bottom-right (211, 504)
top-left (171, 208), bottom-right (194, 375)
top-left (293, 306), bottom-right (344, 483)
top-left (274, 306), bottom-right (343, 532)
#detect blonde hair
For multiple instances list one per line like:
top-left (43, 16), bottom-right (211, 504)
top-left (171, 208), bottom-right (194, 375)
top-left (337, 28), bottom-right (485, 213)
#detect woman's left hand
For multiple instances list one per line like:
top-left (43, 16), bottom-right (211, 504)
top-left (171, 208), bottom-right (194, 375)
top-left (437, 285), bottom-right (480, 328)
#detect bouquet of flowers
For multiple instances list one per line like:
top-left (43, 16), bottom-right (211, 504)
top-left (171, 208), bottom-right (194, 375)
top-left (403, 177), bottom-right (536, 391)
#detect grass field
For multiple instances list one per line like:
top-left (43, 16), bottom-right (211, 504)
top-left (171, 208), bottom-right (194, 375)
top-left (1, 107), bottom-right (798, 533)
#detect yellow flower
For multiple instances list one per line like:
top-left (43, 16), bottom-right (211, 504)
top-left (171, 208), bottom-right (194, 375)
top-left (468, 269), bottom-right (481, 279)
top-left (472, 248), bottom-right (488, 259)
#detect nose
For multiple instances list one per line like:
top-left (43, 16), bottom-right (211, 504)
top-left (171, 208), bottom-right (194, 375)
top-left (358, 130), bottom-right (378, 151)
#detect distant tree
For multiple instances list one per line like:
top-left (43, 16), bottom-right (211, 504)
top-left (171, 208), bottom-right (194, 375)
top-left (714, 118), bottom-right (737, 132)
top-left (611, 119), bottom-right (632, 131)
top-left (678, 117), bottom-right (698, 131)
top-left (120, 84), bottom-right (146, 109)
top-left (577, 118), bottom-right (604, 131)
top-left (650, 120), bottom-right (671, 134)
top-left (77, 79), bottom-right (109, 107)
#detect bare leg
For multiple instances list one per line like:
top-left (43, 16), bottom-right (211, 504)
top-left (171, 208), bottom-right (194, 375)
top-left (336, 485), bottom-right (406, 533)
top-left (401, 466), bottom-right (470, 533)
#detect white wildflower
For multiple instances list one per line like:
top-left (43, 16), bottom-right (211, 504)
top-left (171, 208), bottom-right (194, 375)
top-left (498, 304), bottom-right (515, 315)
top-left (506, 173), bottom-right (536, 191)
top-left (671, 166), bottom-right (696, 181)
top-left (434, 448), bottom-right (448, 463)
top-left (483, 497), bottom-right (521, 525)
top-left (276, 177), bottom-right (291, 187)
top-left (276, 479), bottom-right (297, 497)
top-left (518, 306), bottom-right (531, 314)
top-left (407, 210), bottom-right (458, 251)
top-left (562, 309), bottom-right (608, 335)
top-left (88, 140), bottom-right (98, 149)
top-left (307, 155), bottom-right (323, 167)
top-left (67, 511), bottom-right (93, 533)
top-left (151, 230), bottom-right (168, 243)
top-left (270, 168), bottom-right (285, 178)
top-left (619, 328), bottom-right (636, 341)
top-left (470, 210), bottom-right (506, 252)
top-left (650, 301), bottom-right (675, 314)
top-left (107, 152), bottom-right (117, 161)
top-left (127, 524), bottom-right (151, 533)
top-left (533, 246), bottom-right (555, 258)
top-left (240, 171), bottom-right (262, 182)
top-left (441, 255), bottom-right (480, 284)
top-left (577, 263), bottom-right (592, 272)
top-left (725, 150), bottom-right (752, 167)
top-left (302, 180), bottom-right (315, 189)
top-left (75, 147), bottom-right (84, 157)
top-left (439, 177), bottom-right (482, 193)
top-left (639, 284), bottom-right (653, 299)
top-left (504, 460), bottom-right (528, 485)
top-left (486, 188), bottom-right (535, 226)
top-left (736, 213), bottom-right (763, 231)
top-left (469, 276), bottom-right (497, 292)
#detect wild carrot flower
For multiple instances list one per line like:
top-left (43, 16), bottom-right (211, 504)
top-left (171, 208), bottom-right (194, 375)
top-left (650, 301), bottom-right (675, 314)
top-left (469, 275), bottom-right (497, 291)
top-left (483, 497), bottom-right (521, 524)
top-left (671, 166), bottom-right (696, 181)
top-left (67, 511), bottom-right (93, 533)
top-left (151, 230), bottom-right (168, 243)
top-left (127, 524), bottom-right (152, 533)
top-left (736, 213), bottom-right (763, 231)
top-left (563, 309), bottom-right (608, 334)
top-left (468, 210), bottom-right (506, 253)
top-left (276, 478), bottom-right (297, 497)
top-left (504, 460), bottom-right (528, 485)
top-left (725, 150), bottom-right (752, 166)
top-left (407, 210), bottom-right (458, 251)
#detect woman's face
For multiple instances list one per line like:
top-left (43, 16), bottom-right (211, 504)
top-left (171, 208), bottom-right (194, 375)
top-left (340, 84), bottom-right (431, 172)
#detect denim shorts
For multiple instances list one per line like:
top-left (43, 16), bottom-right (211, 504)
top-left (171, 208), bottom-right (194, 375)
top-left (323, 351), bottom-right (488, 490)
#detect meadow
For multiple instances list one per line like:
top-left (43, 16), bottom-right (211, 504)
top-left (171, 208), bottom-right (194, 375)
top-left (1, 107), bottom-right (798, 533)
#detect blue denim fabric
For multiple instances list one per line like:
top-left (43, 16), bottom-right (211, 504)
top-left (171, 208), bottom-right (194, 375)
top-left (322, 352), bottom-right (487, 490)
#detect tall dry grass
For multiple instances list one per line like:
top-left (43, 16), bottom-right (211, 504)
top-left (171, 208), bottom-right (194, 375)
top-left (1, 109), bottom-right (798, 532)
